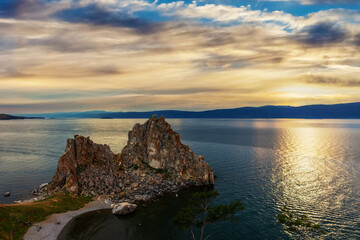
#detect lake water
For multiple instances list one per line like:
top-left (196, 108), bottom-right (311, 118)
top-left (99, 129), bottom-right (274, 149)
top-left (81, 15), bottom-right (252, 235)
top-left (0, 119), bottom-right (359, 239)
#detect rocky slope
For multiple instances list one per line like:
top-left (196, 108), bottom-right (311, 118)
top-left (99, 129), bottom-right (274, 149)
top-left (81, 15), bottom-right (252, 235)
top-left (47, 115), bottom-right (214, 202)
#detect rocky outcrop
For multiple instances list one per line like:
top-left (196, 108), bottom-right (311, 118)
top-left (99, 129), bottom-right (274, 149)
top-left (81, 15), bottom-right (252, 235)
top-left (120, 115), bottom-right (214, 185)
top-left (48, 135), bottom-right (117, 193)
top-left (47, 115), bottom-right (214, 202)
top-left (112, 202), bottom-right (137, 215)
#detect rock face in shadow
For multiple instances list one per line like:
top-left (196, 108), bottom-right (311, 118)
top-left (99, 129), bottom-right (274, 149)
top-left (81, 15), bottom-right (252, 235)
top-left (120, 115), bottom-right (214, 185)
top-left (48, 115), bottom-right (214, 201)
top-left (48, 135), bottom-right (117, 193)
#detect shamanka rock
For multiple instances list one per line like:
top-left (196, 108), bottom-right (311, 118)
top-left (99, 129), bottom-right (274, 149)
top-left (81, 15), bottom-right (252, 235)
top-left (47, 115), bottom-right (214, 202)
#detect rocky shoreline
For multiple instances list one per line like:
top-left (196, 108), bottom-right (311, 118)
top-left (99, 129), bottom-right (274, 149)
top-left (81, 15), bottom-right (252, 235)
top-left (31, 115), bottom-right (214, 213)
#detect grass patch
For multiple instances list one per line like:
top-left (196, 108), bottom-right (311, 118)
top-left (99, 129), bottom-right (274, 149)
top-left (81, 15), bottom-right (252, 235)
top-left (0, 193), bottom-right (92, 240)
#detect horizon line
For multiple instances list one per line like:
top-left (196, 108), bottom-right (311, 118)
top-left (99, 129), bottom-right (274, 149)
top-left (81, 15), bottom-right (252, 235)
top-left (15, 101), bottom-right (360, 116)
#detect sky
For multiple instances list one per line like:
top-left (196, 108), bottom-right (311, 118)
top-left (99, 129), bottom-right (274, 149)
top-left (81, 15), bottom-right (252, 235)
top-left (1, 0), bottom-right (360, 114)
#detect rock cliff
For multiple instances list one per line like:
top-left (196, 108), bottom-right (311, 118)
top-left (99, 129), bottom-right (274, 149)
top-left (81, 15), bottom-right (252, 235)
top-left (48, 115), bottom-right (214, 201)
top-left (120, 115), bottom-right (214, 185)
top-left (48, 135), bottom-right (117, 193)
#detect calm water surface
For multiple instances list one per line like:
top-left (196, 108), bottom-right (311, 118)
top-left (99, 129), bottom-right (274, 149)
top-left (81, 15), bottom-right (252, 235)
top-left (0, 119), bottom-right (359, 239)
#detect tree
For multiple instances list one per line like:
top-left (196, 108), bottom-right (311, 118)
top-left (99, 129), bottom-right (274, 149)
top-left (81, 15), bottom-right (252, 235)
top-left (172, 190), bottom-right (245, 240)
top-left (277, 206), bottom-right (326, 239)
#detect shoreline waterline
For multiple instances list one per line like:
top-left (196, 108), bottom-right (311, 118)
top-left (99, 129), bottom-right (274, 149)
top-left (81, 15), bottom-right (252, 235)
top-left (23, 196), bottom-right (111, 240)
top-left (55, 186), bottom-right (211, 240)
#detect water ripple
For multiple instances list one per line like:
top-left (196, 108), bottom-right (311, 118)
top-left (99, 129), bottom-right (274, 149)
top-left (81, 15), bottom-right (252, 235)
top-left (1, 119), bottom-right (359, 239)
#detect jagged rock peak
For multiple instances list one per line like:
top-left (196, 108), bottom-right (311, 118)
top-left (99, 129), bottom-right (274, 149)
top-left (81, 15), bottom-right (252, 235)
top-left (120, 115), bottom-right (215, 185)
top-left (48, 135), bottom-right (116, 193)
top-left (47, 115), bottom-right (214, 199)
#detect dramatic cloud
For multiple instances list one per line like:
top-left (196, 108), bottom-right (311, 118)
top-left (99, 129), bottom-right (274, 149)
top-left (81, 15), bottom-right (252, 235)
top-left (53, 4), bottom-right (163, 34)
top-left (0, 0), bottom-right (359, 113)
top-left (295, 22), bottom-right (348, 46)
top-left (0, 0), bottom-right (72, 19)
top-left (157, 1), bottom-right (297, 28)
top-left (305, 75), bottom-right (360, 86)
top-left (265, 0), bottom-right (360, 5)
top-left (355, 33), bottom-right (360, 46)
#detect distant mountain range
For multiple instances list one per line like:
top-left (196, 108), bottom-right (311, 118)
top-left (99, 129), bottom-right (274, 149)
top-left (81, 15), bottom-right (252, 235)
top-left (0, 114), bottom-right (44, 120)
top-left (20, 102), bottom-right (360, 119)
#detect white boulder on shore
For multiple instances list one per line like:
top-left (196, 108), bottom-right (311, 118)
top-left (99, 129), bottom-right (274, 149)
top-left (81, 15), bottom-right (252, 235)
top-left (112, 202), bottom-right (137, 215)
top-left (39, 183), bottom-right (48, 189)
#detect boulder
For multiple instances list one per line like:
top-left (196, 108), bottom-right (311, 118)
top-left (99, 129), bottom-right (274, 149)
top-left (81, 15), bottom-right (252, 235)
top-left (112, 202), bottom-right (137, 215)
top-left (32, 183), bottom-right (49, 196)
top-left (39, 183), bottom-right (48, 189)
top-left (134, 194), bottom-right (152, 201)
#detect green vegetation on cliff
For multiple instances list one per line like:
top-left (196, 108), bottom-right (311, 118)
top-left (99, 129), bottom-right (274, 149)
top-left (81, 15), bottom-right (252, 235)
top-left (0, 193), bottom-right (92, 240)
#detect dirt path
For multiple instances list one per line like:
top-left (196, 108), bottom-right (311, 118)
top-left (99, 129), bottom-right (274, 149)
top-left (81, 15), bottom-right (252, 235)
top-left (23, 196), bottom-right (111, 240)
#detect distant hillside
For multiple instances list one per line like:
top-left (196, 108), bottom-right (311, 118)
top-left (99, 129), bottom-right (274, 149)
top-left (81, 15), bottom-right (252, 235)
top-left (0, 114), bottom-right (44, 120)
top-left (22, 102), bottom-right (360, 119)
